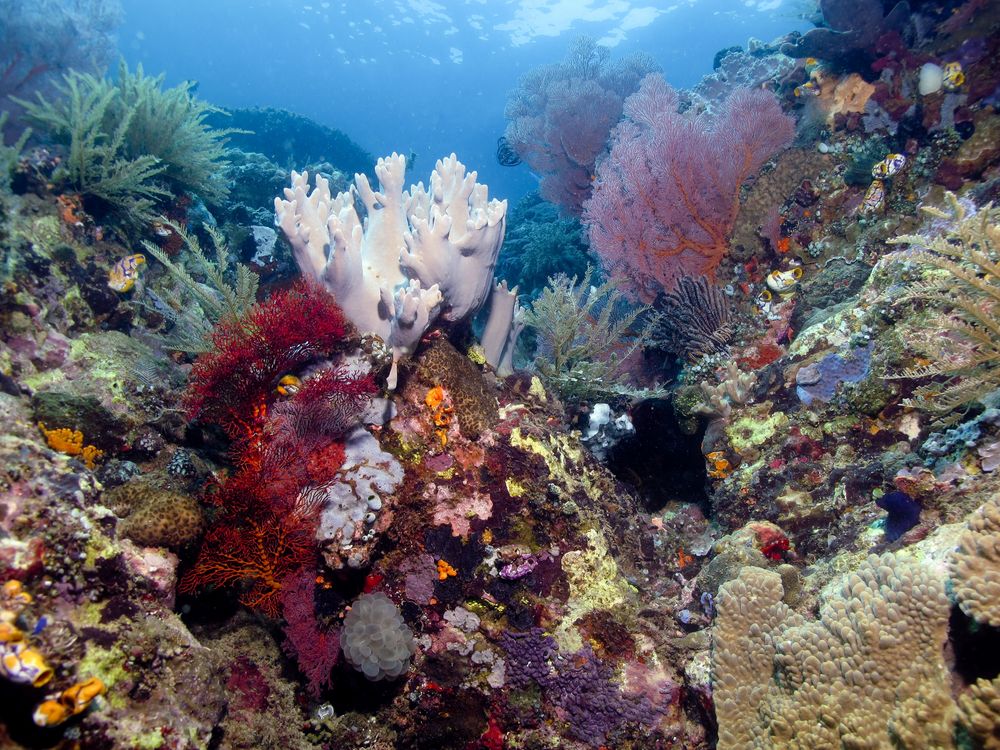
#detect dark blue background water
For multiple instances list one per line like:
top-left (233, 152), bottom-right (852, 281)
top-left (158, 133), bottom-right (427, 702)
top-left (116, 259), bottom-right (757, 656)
top-left (118, 0), bottom-right (809, 202)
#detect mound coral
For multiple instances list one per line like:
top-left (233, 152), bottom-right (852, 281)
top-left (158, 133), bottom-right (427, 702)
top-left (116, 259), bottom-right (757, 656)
top-left (112, 483), bottom-right (204, 550)
top-left (584, 74), bottom-right (795, 300)
top-left (950, 497), bottom-right (1000, 627)
top-left (713, 553), bottom-right (954, 748)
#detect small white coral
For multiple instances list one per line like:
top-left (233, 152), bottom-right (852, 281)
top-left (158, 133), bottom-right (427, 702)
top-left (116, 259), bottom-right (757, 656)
top-left (305, 426), bottom-right (404, 568)
top-left (342, 592), bottom-right (415, 681)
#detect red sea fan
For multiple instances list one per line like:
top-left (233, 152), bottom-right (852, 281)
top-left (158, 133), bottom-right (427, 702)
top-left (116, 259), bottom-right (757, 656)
top-left (185, 280), bottom-right (355, 441)
top-left (281, 569), bottom-right (341, 697)
top-left (180, 281), bottom-right (378, 616)
top-left (584, 74), bottom-right (795, 301)
top-left (179, 504), bottom-right (320, 618)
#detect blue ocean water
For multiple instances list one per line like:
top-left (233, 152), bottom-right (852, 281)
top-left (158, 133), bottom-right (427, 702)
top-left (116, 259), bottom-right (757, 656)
top-left (117, 0), bottom-right (811, 200)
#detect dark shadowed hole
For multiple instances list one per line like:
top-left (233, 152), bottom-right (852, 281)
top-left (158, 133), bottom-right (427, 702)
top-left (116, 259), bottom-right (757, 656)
top-left (949, 604), bottom-right (1000, 684)
top-left (606, 397), bottom-right (708, 512)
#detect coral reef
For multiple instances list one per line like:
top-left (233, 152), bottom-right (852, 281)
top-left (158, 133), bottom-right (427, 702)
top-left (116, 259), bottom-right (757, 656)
top-left (4, 2), bottom-right (1000, 748)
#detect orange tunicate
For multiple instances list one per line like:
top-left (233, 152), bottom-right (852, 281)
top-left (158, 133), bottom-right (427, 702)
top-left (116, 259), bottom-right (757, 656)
top-left (436, 559), bottom-right (457, 580)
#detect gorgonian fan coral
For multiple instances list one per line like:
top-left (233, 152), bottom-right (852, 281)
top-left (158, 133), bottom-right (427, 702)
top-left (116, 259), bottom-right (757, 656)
top-left (180, 280), bottom-right (378, 616)
top-left (584, 74), bottom-right (795, 301)
top-left (503, 36), bottom-right (658, 216)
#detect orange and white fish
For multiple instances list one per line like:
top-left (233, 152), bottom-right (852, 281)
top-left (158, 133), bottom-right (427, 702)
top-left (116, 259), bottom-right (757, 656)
top-left (766, 267), bottom-right (803, 294)
top-left (872, 153), bottom-right (907, 179)
top-left (794, 80), bottom-right (820, 97)
top-left (862, 179), bottom-right (886, 212)
top-left (107, 254), bottom-right (146, 292)
top-left (33, 676), bottom-right (105, 727)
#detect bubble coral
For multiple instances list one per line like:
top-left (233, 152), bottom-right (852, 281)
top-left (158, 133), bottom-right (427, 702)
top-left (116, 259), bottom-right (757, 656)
top-left (341, 592), bottom-right (415, 681)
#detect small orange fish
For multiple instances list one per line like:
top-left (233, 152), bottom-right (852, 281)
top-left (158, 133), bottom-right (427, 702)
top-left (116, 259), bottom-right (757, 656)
top-left (107, 254), bottom-right (145, 292)
top-left (275, 374), bottom-right (301, 396)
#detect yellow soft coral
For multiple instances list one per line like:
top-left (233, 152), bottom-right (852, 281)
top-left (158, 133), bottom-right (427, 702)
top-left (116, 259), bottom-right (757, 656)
top-left (38, 423), bottom-right (104, 470)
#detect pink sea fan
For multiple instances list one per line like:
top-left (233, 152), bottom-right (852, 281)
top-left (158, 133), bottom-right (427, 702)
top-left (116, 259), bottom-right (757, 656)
top-left (503, 37), bottom-right (659, 215)
top-left (584, 74), bottom-right (795, 300)
top-left (281, 569), bottom-right (341, 698)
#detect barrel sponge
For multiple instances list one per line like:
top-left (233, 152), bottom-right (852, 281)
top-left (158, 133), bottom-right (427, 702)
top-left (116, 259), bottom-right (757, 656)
top-left (713, 553), bottom-right (955, 749)
top-left (341, 592), bottom-right (415, 681)
top-left (950, 498), bottom-right (1000, 627)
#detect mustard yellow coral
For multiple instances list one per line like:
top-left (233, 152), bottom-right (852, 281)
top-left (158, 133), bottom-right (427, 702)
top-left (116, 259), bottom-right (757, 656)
top-left (38, 423), bottom-right (104, 470)
top-left (959, 675), bottom-right (1000, 749)
top-left (714, 553), bottom-right (955, 749)
top-left (950, 497), bottom-right (1000, 627)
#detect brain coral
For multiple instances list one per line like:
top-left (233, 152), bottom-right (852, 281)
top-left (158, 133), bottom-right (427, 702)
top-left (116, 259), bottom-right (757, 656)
top-left (713, 553), bottom-right (955, 749)
top-left (341, 592), bottom-right (415, 681)
top-left (111, 482), bottom-right (204, 549)
top-left (950, 497), bottom-right (1000, 627)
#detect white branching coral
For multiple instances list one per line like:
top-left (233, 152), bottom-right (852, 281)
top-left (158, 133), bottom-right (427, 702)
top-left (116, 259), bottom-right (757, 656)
top-left (275, 153), bottom-right (509, 387)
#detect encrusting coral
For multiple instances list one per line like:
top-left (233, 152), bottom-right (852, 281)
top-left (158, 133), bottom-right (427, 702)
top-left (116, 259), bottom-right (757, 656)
top-left (950, 497), bottom-right (1000, 627)
top-left (713, 553), bottom-right (955, 749)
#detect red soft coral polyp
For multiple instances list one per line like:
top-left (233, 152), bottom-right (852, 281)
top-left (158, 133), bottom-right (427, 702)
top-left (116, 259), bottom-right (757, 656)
top-left (185, 280), bottom-right (355, 440)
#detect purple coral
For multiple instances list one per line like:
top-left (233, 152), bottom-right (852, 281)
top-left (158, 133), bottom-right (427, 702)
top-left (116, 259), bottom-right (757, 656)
top-left (499, 628), bottom-right (557, 689)
top-left (499, 630), bottom-right (665, 747)
top-left (503, 37), bottom-right (658, 216)
top-left (795, 342), bottom-right (873, 405)
top-left (549, 646), bottom-right (663, 747)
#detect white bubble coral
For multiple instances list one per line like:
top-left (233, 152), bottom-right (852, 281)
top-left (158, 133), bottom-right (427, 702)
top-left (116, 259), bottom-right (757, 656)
top-left (341, 592), bottom-right (416, 681)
